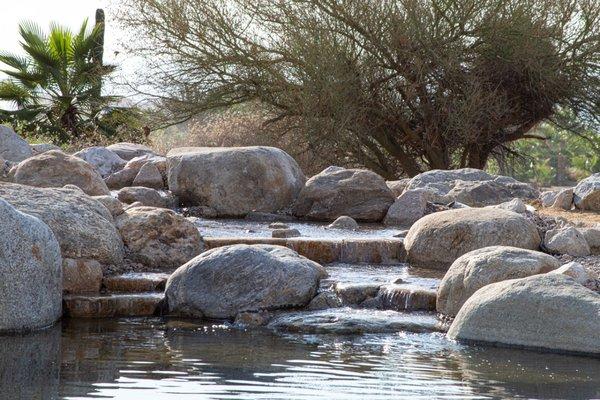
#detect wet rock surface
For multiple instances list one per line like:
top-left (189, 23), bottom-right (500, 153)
top-left (103, 272), bottom-right (169, 293)
top-left (63, 293), bottom-right (164, 318)
top-left (62, 258), bottom-right (103, 294)
top-left (268, 308), bottom-right (446, 334)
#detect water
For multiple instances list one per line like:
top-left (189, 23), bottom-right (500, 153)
top-left (3, 318), bottom-right (599, 400)
top-left (322, 263), bottom-right (444, 290)
top-left (194, 218), bottom-right (402, 239)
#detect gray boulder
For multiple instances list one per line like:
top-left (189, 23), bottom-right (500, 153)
top-left (116, 206), bottom-right (204, 269)
top-left (13, 150), bottom-right (110, 195)
top-left (106, 142), bottom-right (156, 160)
top-left (405, 168), bottom-right (538, 206)
top-left (448, 274), bottom-right (600, 356)
top-left (327, 215), bottom-right (359, 230)
top-left (165, 244), bottom-right (325, 318)
top-left (168, 146), bottom-right (305, 216)
top-left (543, 227), bottom-right (590, 257)
top-left (539, 191), bottom-right (558, 207)
top-left (386, 178), bottom-right (411, 197)
top-left (133, 162), bottom-right (164, 189)
top-left (487, 198), bottom-right (528, 214)
top-left (117, 186), bottom-right (171, 208)
top-left (405, 208), bottom-right (541, 269)
top-left (579, 227), bottom-right (600, 253)
top-left (293, 166), bottom-right (394, 221)
top-left (552, 188), bottom-right (573, 210)
top-left (0, 183), bottom-right (123, 265)
top-left (73, 146), bottom-right (126, 178)
top-left (31, 143), bottom-right (61, 155)
top-left (0, 198), bottom-right (62, 332)
top-left (0, 125), bottom-right (32, 162)
top-left (437, 246), bottom-right (560, 316)
top-left (574, 173), bottom-right (600, 211)
top-left (549, 262), bottom-right (591, 285)
top-left (92, 195), bottom-right (124, 217)
top-left (383, 188), bottom-right (445, 226)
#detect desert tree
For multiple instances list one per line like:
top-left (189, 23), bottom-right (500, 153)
top-left (117, 0), bottom-right (600, 177)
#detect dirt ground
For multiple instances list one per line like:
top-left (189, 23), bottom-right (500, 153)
top-left (535, 207), bottom-right (600, 227)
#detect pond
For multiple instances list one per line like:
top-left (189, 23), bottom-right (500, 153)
top-left (5, 317), bottom-right (599, 399)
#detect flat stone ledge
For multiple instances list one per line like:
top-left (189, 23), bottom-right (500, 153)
top-left (204, 237), bottom-right (406, 264)
top-left (63, 293), bottom-right (164, 318)
top-left (103, 272), bottom-right (170, 293)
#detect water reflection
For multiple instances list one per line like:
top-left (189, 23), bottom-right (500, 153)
top-left (1, 318), bottom-right (598, 399)
top-left (0, 324), bottom-right (61, 399)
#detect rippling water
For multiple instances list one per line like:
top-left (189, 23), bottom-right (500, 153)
top-left (2, 318), bottom-right (599, 399)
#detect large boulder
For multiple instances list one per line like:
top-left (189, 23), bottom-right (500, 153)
top-left (0, 198), bottom-right (62, 332)
top-left (132, 162), bottom-right (164, 189)
top-left (0, 183), bottom-right (123, 265)
top-left (543, 227), bottom-right (591, 257)
top-left (0, 125), bottom-right (32, 162)
top-left (574, 173), bottom-right (600, 211)
top-left (115, 206), bottom-right (204, 269)
top-left (13, 150), bottom-right (109, 195)
top-left (437, 246), bottom-right (560, 316)
top-left (405, 168), bottom-right (538, 206)
top-left (117, 186), bottom-right (171, 208)
top-left (73, 146), bottom-right (126, 178)
top-left (293, 166), bottom-right (395, 221)
top-left (106, 142), bottom-right (155, 161)
top-left (386, 178), bottom-right (411, 197)
top-left (165, 244), bottom-right (325, 318)
top-left (383, 188), bottom-right (446, 226)
top-left (405, 208), bottom-right (541, 269)
top-left (168, 146), bottom-right (305, 216)
top-left (31, 143), bottom-right (61, 155)
top-left (448, 274), bottom-right (600, 356)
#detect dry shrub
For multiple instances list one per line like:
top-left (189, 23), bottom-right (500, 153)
top-left (151, 108), bottom-right (339, 176)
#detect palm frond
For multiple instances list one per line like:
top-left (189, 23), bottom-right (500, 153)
top-left (0, 80), bottom-right (33, 106)
top-left (0, 52), bottom-right (30, 71)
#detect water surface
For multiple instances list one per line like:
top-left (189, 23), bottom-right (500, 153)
top-left (3, 318), bottom-right (598, 399)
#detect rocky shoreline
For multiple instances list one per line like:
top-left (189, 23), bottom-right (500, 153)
top-left (0, 125), bottom-right (599, 357)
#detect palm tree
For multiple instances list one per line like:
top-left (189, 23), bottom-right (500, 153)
top-left (0, 20), bottom-right (116, 143)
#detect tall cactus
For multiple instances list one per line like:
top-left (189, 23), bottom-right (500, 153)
top-left (91, 9), bottom-right (105, 116)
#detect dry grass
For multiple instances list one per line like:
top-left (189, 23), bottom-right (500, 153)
top-left (537, 207), bottom-right (600, 227)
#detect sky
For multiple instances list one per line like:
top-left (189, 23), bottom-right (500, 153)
top-left (0, 1), bottom-right (116, 55)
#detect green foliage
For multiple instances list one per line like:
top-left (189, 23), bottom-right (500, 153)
top-left (0, 20), bottom-right (117, 143)
top-left (488, 123), bottom-right (600, 186)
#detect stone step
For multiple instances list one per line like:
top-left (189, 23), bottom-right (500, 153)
top-left (63, 293), bottom-right (164, 318)
top-left (204, 237), bottom-right (405, 264)
top-left (103, 272), bottom-right (169, 293)
top-left (376, 285), bottom-right (437, 311)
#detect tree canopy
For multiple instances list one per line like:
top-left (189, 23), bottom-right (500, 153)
top-left (118, 0), bottom-right (600, 177)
